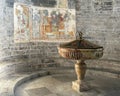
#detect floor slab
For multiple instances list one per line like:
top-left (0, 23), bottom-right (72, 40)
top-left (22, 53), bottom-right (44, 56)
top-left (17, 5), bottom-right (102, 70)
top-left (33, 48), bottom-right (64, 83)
top-left (15, 73), bottom-right (120, 96)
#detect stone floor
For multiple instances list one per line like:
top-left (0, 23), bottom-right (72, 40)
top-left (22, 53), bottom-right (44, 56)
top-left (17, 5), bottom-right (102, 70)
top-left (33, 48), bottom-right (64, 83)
top-left (15, 73), bottom-right (120, 96)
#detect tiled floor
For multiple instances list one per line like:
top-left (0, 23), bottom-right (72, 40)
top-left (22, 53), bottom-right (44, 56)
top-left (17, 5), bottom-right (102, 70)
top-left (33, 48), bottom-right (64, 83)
top-left (15, 73), bottom-right (120, 96)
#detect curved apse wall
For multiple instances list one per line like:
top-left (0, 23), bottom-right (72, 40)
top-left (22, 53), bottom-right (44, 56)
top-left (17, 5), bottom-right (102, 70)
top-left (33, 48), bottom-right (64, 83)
top-left (0, 0), bottom-right (76, 72)
top-left (0, 0), bottom-right (119, 73)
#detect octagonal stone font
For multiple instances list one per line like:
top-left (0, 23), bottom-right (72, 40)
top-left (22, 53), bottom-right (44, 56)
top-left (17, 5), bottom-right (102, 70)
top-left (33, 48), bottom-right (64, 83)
top-left (58, 33), bottom-right (103, 92)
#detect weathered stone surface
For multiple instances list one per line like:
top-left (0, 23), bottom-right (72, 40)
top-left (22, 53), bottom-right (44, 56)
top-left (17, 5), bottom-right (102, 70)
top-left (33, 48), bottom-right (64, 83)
top-left (76, 0), bottom-right (120, 61)
top-left (0, 0), bottom-right (119, 73)
top-left (15, 73), bottom-right (120, 96)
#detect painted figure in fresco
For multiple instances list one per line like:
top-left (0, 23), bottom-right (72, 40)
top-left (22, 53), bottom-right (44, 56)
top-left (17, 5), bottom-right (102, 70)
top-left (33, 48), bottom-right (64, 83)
top-left (51, 11), bottom-right (59, 32)
top-left (64, 10), bottom-right (75, 38)
top-left (32, 8), bottom-right (41, 39)
top-left (63, 11), bottom-right (70, 37)
top-left (43, 10), bottom-right (49, 25)
top-left (42, 10), bottom-right (53, 39)
top-left (15, 4), bottom-right (29, 42)
top-left (58, 10), bottom-right (66, 38)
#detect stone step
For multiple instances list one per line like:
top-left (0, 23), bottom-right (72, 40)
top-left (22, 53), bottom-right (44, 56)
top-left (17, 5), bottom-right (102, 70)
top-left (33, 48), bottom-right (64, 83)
top-left (86, 60), bottom-right (120, 73)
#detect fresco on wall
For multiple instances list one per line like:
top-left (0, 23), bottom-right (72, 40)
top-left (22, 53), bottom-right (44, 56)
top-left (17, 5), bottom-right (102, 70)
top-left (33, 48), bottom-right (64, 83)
top-left (14, 4), bottom-right (29, 42)
top-left (14, 3), bottom-right (76, 42)
top-left (40, 8), bottom-right (76, 40)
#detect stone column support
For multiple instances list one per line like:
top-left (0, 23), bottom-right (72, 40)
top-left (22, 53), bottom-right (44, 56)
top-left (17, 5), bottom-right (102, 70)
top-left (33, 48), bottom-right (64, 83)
top-left (75, 60), bottom-right (86, 81)
top-left (72, 60), bottom-right (89, 92)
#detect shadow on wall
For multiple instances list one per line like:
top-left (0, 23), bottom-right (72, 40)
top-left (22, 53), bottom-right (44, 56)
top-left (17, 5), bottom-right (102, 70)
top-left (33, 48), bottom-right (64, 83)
top-left (31, 0), bottom-right (57, 7)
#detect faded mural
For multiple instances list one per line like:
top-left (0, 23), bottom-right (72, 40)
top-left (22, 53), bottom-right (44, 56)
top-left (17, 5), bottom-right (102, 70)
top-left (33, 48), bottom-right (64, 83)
top-left (14, 2), bottom-right (76, 42)
top-left (14, 4), bottom-right (30, 42)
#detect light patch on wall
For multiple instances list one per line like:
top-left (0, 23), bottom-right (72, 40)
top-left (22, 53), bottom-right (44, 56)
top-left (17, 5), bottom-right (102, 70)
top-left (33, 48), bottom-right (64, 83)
top-left (58, 0), bottom-right (68, 8)
top-left (14, 3), bottom-right (76, 43)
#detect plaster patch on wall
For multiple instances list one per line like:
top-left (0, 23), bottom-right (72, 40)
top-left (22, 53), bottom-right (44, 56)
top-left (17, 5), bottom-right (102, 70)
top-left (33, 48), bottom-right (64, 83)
top-left (58, 0), bottom-right (68, 8)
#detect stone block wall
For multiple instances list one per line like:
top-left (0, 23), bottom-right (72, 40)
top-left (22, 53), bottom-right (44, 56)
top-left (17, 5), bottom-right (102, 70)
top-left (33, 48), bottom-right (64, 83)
top-left (76, 0), bottom-right (120, 61)
top-left (0, 0), bottom-right (120, 73)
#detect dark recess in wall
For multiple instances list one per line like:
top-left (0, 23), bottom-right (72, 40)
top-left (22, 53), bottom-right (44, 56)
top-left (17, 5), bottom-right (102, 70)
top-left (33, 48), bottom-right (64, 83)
top-left (6, 0), bottom-right (14, 7)
top-left (31, 0), bottom-right (57, 7)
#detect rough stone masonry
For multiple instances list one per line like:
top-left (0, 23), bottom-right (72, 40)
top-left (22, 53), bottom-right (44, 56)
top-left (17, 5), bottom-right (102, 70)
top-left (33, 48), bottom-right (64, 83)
top-left (0, 0), bottom-right (120, 72)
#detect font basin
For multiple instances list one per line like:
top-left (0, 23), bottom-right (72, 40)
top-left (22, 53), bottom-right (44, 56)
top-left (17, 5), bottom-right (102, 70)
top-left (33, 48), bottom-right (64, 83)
top-left (58, 39), bottom-right (103, 60)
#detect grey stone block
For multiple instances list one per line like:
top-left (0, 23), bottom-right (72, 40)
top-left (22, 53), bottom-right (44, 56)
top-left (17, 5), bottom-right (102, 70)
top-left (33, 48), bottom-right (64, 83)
top-left (26, 87), bottom-right (52, 96)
